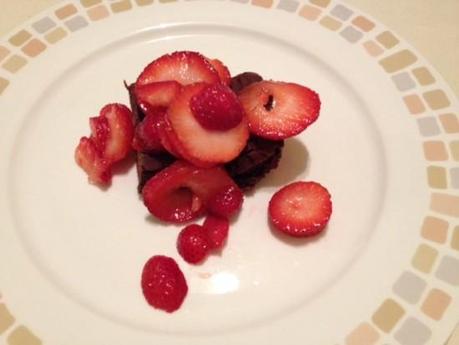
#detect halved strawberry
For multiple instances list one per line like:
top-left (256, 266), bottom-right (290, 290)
top-left (75, 137), bottom-right (111, 185)
top-left (142, 160), bottom-right (239, 223)
top-left (97, 104), bottom-right (135, 162)
top-left (75, 103), bottom-right (134, 185)
top-left (167, 83), bottom-right (249, 167)
top-left (141, 255), bottom-right (188, 313)
top-left (268, 181), bottom-right (332, 237)
top-left (134, 81), bottom-right (182, 109)
top-left (209, 59), bottom-right (231, 86)
top-left (203, 215), bottom-right (229, 250)
top-left (239, 81), bottom-right (321, 140)
top-left (136, 51), bottom-right (220, 86)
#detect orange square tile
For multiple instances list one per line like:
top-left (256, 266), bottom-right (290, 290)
top-left (352, 16), bottom-right (374, 32)
top-left (421, 216), bottom-right (448, 243)
top-left (423, 141), bottom-right (448, 161)
top-left (426, 166), bottom-right (447, 189)
top-left (403, 94), bottom-right (425, 114)
top-left (55, 4), bottom-right (78, 19)
top-left (88, 5), bottom-right (110, 21)
top-left (136, 0), bottom-right (154, 4)
top-left (81, 0), bottom-right (102, 7)
top-left (0, 46), bottom-right (9, 62)
top-left (299, 5), bottom-right (321, 20)
top-left (421, 288), bottom-right (451, 320)
top-left (439, 113), bottom-right (459, 133)
top-left (21, 38), bottom-right (46, 57)
top-left (372, 298), bottom-right (405, 333)
top-left (431, 193), bottom-right (459, 217)
top-left (0, 77), bottom-right (9, 95)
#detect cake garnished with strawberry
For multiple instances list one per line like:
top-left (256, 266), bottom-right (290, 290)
top-left (75, 50), bottom-right (331, 313)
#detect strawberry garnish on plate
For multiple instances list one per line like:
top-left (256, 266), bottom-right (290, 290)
top-left (177, 224), bottom-right (210, 264)
top-left (136, 51), bottom-right (220, 86)
top-left (203, 214), bottom-right (230, 250)
top-left (132, 108), bottom-right (164, 153)
top-left (268, 181), bottom-right (332, 237)
top-left (167, 83), bottom-right (249, 167)
top-left (141, 255), bottom-right (188, 313)
top-left (134, 80), bottom-right (182, 109)
top-left (75, 103), bottom-right (134, 185)
top-left (142, 160), bottom-right (240, 223)
top-left (190, 83), bottom-right (244, 131)
top-left (239, 81), bottom-right (321, 140)
top-left (207, 185), bottom-right (244, 218)
top-left (208, 58), bottom-right (231, 86)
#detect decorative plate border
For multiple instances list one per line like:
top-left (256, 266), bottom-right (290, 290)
top-left (0, 0), bottom-right (458, 344)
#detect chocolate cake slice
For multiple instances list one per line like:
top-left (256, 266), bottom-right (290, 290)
top-left (128, 72), bottom-right (284, 192)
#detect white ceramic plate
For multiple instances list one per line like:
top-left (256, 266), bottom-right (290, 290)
top-left (0, 1), bottom-right (458, 344)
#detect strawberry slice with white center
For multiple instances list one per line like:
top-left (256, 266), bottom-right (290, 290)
top-left (142, 160), bottom-right (240, 223)
top-left (134, 81), bottom-right (182, 109)
top-left (166, 83), bottom-right (249, 167)
top-left (75, 137), bottom-right (111, 185)
top-left (268, 181), bottom-right (332, 237)
top-left (239, 81), bottom-right (321, 140)
top-left (136, 51), bottom-right (220, 86)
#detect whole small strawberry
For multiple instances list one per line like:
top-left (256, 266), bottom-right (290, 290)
top-left (177, 224), bottom-right (210, 264)
top-left (141, 255), bottom-right (188, 313)
top-left (203, 215), bottom-right (230, 250)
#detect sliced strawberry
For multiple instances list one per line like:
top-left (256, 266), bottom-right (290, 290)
top-left (98, 104), bottom-right (135, 162)
top-left (268, 181), bottom-right (332, 237)
top-left (142, 160), bottom-right (239, 223)
top-left (203, 215), bottom-right (229, 250)
top-left (154, 110), bottom-right (183, 158)
top-left (190, 83), bottom-right (244, 131)
top-left (207, 184), bottom-right (244, 218)
top-left (132, 109), bottom-right (164, 152)
top-left (239, 81), bottom-right (321, 140)
top-left (177, 224), bottom-right (210, 264)
top-left (141, 255), bottom-right (188, 313)
top-left (75, 103), bottom-right (134, 185)
top-left (75, 137), bottom-right (111, 185)
top-left (209, 59), bottom-right (231, 86)
top-left (136, 51), bottom-right (220, 86)
top-left (167, 83), bottom-right (249, 167)
top-left (134, 81), bottom-right (182, 109)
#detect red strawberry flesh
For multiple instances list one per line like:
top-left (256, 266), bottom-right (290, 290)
top-left (136, 51), bottom-right (220, 86)
top-left (209, 59), bottom-right (231, 86)
top-left (190, 83), bottom-right (244, 131)
top-left (268, 181), bottom-right (332, 237)
top-left (134, 81), bottom-right (182, 109)
top-left (239, 81), bottom-right (321, 140)
top-left (203, 215), bottom-right (229, 250)
top-left (141, 255), bottom-right (188, 313)
top-left (177, 224), bottom-right (210, 264)
top-left (142, 160), bottom-right (240, 223)
top-left (207, 184), bottom-right (244, 218)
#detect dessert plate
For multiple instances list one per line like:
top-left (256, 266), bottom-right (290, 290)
top-left (0, 0), bottom-right (458, 344)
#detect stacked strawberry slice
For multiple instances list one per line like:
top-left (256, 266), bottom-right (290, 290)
top-left (75, 50), bottom-right (332, 313)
